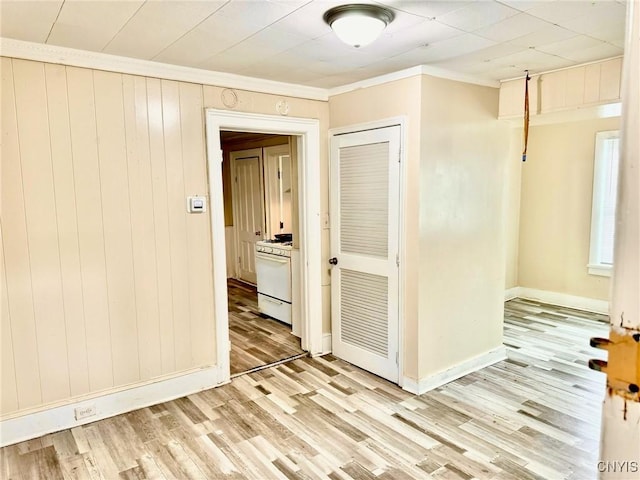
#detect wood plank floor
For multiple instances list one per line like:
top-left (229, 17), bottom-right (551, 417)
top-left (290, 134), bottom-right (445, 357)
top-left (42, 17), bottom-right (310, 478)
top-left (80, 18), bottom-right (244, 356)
top-left (228, 279), bottom-right (305, 376)
top-left (0, 298), bottom-right (609, 479)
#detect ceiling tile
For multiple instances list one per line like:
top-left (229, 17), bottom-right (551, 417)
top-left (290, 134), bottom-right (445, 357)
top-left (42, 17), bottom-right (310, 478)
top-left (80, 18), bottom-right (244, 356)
top-left (47, 1), bottom-right (143, 52)
top-left (525, 0), bottom-right (620, 24)
top-left (376, 0), bottom-right (473, 19)
top-left (553, 42), bottom-right (623, 63)
top-left (562, 2), bottom-right (626, 35)
top-left (536, 35), bottom-right (607, 57)
top-left (508, 24), bottom-right (578, 48)
top-left (153, 10), bottom-right (264, 66)
top-left (414, 33), bottom-right (498, 62)
top-left (437, 2), bottom-right (520, 31)
top-left (497, 1), bottom-right (556, 13)
top-left (491, 48), bottom-right (574, 72)
top-left (271, 0), bottom-right (349, 39)
top-left (0, 1), bottom-right (62, 43)
top-left (214, 0), bottom-right (306, 27)
top-left (473, 13), bottom-right (553, 42)
top-left (103, 1), bottom-right (228, 59)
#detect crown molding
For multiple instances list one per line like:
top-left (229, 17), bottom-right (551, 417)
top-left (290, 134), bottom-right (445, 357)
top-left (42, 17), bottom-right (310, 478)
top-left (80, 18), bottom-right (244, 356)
top-left (327, 64), bottom-right (500, 97)
top-left (0, 38), bottom-right (329, 102)
top-left (500, 55), bottom-right (624, 83)
top-left (0, 38), bottom-right (501, 103)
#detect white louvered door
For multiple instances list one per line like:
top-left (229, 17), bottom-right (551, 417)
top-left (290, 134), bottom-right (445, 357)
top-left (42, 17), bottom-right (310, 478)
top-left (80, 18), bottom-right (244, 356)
top-left (330, 125), bottom-right (400, 383)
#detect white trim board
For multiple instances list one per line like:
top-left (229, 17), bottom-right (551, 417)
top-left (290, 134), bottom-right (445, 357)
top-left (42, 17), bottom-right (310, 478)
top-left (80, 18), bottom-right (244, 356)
top-left (504, 286), bottom-right (520, 301)
top-left (322, 333), bottom-right (332, 355)
top-left (0, 37), bottom-right (327, 101)
top-left (402, 346), bottom-right (507, 395)
top-left (327, 65), bottom-right (500, 98)
top-left (0, 366), bottom-right (225, 447)
top-left (505, 286), bottom-right (609, 314)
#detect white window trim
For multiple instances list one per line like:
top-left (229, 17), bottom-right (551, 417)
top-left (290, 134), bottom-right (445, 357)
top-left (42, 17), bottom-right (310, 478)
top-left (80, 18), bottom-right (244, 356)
top-left (588, 130), bottom-right (619, 277)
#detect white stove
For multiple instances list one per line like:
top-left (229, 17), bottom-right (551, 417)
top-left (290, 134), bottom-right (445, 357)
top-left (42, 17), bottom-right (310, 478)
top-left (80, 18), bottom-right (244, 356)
top-left (256, 240), bottom-right (292, 257)
top-left (255, 240), bottom-right (293, 324)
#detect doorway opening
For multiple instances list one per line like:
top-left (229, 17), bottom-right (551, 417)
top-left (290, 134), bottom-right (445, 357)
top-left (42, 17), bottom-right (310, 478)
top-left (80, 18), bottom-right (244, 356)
top-left (220, 132), bottom-right (305, 376)
top-left (205, 109), bottom-right (323, 385)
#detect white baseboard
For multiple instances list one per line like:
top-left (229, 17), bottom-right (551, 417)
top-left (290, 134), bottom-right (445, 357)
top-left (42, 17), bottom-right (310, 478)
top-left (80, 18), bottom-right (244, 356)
top-left (0, 365), bottom-right (226, 447)
top-left (402, 346), bottom-right (507, 395)
top-left (508, 286), bottom-right (609, 314)
top-left (504, 286), bottom-right (521, 301)
top-left (322, 333), bottom-right (332, 355)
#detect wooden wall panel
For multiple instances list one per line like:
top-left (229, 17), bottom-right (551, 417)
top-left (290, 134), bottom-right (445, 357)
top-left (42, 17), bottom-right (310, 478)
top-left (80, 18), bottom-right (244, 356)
top-left (179, 82), bottom-right (216, 365)
top-left (146, 77), bottom-right (176, 375)
top-left (44, 63), bottom-right (90, 397)
top-left (12, 59), bottom-right (71, 404)
top-left (123, 75), bottom-right (162, 381)
top-left (1, 236), bottom-right (19, 413)
top-left (93, 70), bottom-right (140, 386)
top-left (66, 67), bottom-right (114, 392)
top-left (1, 58), bottom-right (224, 417)
top-left (1, 57), bottom-right (43, 410)
top-left (161, 80), bottom-right (192, 370)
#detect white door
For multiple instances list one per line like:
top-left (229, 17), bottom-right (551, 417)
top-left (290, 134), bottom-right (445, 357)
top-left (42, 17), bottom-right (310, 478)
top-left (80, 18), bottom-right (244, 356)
top-left (264, 144), bottom-right (292, 238)
top-left (330, 125), bottom-right (401, 383)
top-left (231, 148), bottom-right (264, 284)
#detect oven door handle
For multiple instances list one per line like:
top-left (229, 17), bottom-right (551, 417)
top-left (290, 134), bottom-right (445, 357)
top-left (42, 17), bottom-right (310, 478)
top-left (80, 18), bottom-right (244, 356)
top-left (255, 252), bottom-right (290, 264)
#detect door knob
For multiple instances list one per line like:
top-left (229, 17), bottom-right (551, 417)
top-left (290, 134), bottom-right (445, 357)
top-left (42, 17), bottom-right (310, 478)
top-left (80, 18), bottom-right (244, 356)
top-left (255, 231), bottom-right (261, 236)
top-left (329, 257), bottom-right (338, 265)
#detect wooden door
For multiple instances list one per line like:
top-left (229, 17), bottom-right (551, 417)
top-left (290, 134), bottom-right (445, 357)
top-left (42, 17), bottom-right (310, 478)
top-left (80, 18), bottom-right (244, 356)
top-left (329, 125), bottom-right (401, 383)
top-left (231, 148), bottom-right (264, 284)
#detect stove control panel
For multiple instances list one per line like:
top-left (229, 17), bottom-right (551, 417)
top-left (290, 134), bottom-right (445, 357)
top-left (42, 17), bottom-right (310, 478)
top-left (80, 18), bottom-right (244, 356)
top-left (256, 242), bottom-right (292, 257)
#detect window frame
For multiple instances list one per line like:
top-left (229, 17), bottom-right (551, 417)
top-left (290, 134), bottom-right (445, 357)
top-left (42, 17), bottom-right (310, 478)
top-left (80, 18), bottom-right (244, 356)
top-left (588, 130), bottom-right (620, 277)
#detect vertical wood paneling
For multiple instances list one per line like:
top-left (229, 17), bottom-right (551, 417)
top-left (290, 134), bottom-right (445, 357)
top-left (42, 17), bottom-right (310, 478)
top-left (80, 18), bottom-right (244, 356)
top-left (66, 66), bottom-right (114, 392)
top-left (44, 63), bottom-right (90, 397)
top-left (12, 59), bottom-right (71, 404)
top-left (161, 80), bottom-right (192, 370)
top-left (1, 59), bottom-right (220, 417)
top-left (93, 70), bottom-right (140, 386)
top-left (146, 77), bottom-right (175, 374)
top-left (179, 82), bottom-right (216, 365)
top-left (122, 75), bottom-right (162, 380)
top-left (1, 236), bottom-right (20, 413)
top-left (1, 57), bottom-right (43, 411)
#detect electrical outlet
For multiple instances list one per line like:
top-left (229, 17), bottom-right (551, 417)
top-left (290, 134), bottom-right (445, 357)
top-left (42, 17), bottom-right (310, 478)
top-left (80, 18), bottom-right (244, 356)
top-left (74, 404), bottom-right (96, 421)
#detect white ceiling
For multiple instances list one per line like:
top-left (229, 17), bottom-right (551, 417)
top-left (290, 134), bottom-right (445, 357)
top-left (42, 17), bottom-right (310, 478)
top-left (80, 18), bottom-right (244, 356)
top-left (0, 0), bottom-right (627, 89)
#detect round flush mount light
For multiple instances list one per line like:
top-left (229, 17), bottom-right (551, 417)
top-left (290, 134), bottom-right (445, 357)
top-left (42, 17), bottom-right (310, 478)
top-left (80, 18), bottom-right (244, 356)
top-left (323, 4), bottom-right (394, 48)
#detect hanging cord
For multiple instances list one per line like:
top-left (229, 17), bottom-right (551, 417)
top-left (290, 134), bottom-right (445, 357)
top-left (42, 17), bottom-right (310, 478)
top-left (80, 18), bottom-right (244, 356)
top-left (522, 70), bottom-right (531, 162)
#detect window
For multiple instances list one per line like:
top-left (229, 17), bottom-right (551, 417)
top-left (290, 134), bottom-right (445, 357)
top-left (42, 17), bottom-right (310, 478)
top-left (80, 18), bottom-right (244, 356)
top-left (588, 130), bottom-right (620, 276)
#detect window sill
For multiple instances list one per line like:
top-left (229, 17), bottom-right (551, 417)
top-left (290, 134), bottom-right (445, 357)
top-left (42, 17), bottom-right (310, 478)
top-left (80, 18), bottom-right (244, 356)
top-left (588, 264), bottom-right (612, 277)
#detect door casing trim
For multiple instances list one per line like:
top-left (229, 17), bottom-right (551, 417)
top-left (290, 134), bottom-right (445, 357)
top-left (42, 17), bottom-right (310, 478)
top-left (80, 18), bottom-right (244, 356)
top-left (205, 109), bottom-right (323, 383)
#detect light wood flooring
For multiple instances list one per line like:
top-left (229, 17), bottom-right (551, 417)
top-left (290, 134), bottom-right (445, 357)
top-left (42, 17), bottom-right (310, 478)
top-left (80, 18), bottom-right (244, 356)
top-left (0, 298), bottom-right (609, 479)
top-left (228, 279), bottom-right (305, 376)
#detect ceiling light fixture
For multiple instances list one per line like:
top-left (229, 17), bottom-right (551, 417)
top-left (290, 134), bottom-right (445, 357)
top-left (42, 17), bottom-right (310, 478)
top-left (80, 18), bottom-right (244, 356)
top-left (323, 4), bottom-right (394, 48)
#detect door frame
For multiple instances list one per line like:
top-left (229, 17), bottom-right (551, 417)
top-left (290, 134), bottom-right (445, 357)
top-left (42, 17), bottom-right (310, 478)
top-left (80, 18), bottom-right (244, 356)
top-left (328, 117), bottom-right (407, 387)
top-left (229, 148), bottom-right (265, 284)
top-left (205, 109), bottom-right (323, 384)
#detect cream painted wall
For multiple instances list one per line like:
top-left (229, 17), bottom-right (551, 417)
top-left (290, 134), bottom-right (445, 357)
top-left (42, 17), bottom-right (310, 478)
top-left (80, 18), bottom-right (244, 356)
top-left (0, 56), bottom-right (329, 418)
top-left (418, 76), bottom-right (507, 380)
top-left (518, 116), bottom-right (619, 301)
top-left (328, 75), bottom-right (509, 384)
top-left (504, 128), bottom-right (524, 289)
top-left (328, 76), bottom-right (423, 381)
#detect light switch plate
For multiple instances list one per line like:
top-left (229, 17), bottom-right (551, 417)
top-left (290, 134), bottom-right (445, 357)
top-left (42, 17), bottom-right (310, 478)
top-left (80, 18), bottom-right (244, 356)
top-left (187, 195), bottom-right (206, 213)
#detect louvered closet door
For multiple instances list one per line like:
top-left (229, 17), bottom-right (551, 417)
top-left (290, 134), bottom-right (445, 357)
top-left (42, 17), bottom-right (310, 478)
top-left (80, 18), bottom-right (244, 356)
top-left (330, 125), bottom-right (400, 383)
